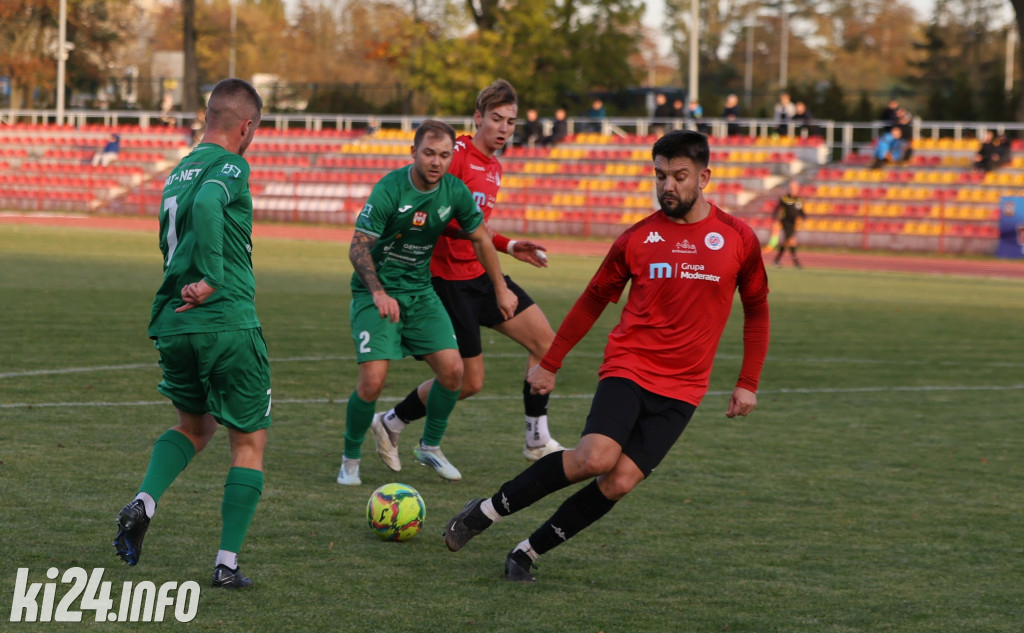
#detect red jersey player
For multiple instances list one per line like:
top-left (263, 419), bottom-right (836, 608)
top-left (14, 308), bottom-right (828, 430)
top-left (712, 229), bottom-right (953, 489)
top-left (372, 79), bottom-right (566, 477)
top-left (443, 129), bottom-right (771, 582)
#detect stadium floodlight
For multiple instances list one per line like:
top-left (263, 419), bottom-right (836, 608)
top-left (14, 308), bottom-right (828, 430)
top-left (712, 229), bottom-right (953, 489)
top-left (56, 0), bottom-right (67, 125)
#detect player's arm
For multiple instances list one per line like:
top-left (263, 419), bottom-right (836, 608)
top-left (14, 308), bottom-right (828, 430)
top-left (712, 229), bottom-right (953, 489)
top-left (444, 219), bottom-right (550, 268)
top-left (467, 227), bottom-right (518, 320)
top-left (728, 239), bottom-right (771, 418)
top-left (350, 230), bottom-right (400, 323)
top-left (529, 241), bottom-right (628, 395)
top-left (177, 181), bottom-right (228, 312)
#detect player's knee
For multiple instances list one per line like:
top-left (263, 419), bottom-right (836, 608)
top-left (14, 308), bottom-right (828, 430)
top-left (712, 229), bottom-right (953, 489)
top-left (565, 447), bottom-right (616, 480)
top-left (434, 363), bottom-right (464, 392)
top-left (459, 372), bottom-right (484, 397)
top-left (597, 473), bottom-right (640, 501)
top-left (356, 379), bottom-right (386, 402)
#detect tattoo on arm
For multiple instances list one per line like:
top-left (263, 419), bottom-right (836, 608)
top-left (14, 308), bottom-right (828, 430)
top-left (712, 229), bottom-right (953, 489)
top-left (350, 232), bottom-right (384, 294)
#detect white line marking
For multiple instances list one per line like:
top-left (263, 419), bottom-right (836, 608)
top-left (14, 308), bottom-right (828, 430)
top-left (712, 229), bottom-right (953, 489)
top-left (2, 384), bottom-right (1021, 410)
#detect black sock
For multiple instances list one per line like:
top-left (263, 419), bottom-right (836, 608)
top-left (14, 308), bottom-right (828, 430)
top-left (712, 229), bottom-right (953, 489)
top-left (523, 380), bottom-right (549, 417)
top-left (489, 451), bottom-right (571, 517)
top-left (393, 388), bottom-right (426, 423)
top-left (528, 480), bottom-right (618, 555)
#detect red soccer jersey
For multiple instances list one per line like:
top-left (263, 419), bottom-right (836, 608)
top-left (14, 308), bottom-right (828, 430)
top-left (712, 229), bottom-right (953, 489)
top-left (541, 206), bottom-right (770, 406)
top-left (430, 135), bottom-right (500, 280)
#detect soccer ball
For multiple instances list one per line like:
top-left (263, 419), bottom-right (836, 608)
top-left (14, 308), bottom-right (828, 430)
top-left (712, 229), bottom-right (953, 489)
top-left (366, 483), bottom-right (425, 542)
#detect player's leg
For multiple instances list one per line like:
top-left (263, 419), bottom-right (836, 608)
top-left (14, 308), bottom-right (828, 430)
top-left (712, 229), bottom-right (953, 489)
top-left (214, 427), bottom-right (267, 589)
top-left (115, 334), bottom-right (216, 566)
top-left (204, 327), bottom-right (272, 588)
top-left (504, 383), bottom-right (695, 581)
top-left (340, 359), bottom-right (388, 485)
top-left (443, 378), bottom-right (636, 553)
top-left (343, 295), bottom-right (401, 485)
top-left (492, 303), bottom-right (565, 459)
top-left (504, 453), bottom-right (642, 582)
top-left (411, 348), bottom-right (463, 481)
top-left (401, 293), bottom-right (464, 480)
top-left (380, 277), bottom-right (484, 429)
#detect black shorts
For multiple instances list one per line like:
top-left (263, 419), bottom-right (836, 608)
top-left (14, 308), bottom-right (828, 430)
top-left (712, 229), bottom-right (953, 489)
top-left (582, 377), bottom-right (696, 478)
top-left (431, 273), bottom-right (536, 358)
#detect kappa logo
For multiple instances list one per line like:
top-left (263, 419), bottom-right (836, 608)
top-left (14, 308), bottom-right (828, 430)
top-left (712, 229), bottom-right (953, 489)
top-left (397, 205), bottom-right (413, 214)
top-left (643, 231), bottom-right (665, 244)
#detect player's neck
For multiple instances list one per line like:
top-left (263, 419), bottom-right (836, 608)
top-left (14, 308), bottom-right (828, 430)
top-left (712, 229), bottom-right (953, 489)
top-left (471, 134), bottom-right (496, 159)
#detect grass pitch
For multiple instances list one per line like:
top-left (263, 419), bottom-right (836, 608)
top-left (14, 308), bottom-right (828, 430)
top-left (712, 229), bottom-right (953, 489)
top-left (1, 223), bottom-right (1022, 632)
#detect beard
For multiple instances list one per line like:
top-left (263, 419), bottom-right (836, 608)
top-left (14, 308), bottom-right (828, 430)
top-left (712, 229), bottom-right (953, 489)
top-left (659, 192), bottom-right (697, 220)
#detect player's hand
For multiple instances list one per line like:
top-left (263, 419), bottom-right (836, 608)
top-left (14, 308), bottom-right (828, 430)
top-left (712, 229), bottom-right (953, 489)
top-left (496, 285), bottom-right (518, 321)
top-left (726, 387), bottom-right (757, 418)
top-left (373, 291), bottom-right (401, 323)
top-left (176, 279), bottom-right (216, 312)
top-left (511, 241), bottom-right (550, 268)
top-left (527, 364), bottom-right (557, 395)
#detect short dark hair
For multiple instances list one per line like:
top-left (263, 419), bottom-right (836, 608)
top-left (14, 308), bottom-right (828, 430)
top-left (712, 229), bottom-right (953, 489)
top-left (414, 119), bottom-right (456, 148)
top-left (476, 79), bottom-right (517, 115)
top-left (652, 130), bottom-right (710, 168)
top-left (207, 78), bottom-right (262, 129)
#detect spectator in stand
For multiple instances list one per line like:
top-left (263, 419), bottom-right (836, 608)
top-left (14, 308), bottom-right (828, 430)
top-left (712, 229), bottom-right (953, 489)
top-left (871, 126), bottom-right (905, 169)
top-left (541, 108), bottom-right (568, 147)
top-left (518, 108), bottom-right (544, 148)
top-left (774, 92), bottom-right (796, 136)
top-left (723, 93), bottom-right (741, 137)
top-left (651, 93), bottom-right (674, 136)
top-left (995, 133), bottom-right (1013, 166)
top-left (91, 133), bottom-right (121, 167)
top-left (792, 101), bottom-right (816, 138)
top-left (879, 98), bottom-right (901, 130)
top-left (896, 109), bottom-right (914, 163)
top-left (686, 98), bottom-right (709, 134)
top-left (585, 99), bottom-right (606, 133)
top-left (671, 98), bottom-right (686, 120)
top-left (973, 130), bottom-right (1009, 172)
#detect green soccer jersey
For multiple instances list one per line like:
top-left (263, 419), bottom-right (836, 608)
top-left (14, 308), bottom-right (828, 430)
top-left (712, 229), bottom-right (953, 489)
top-left (351, 166), bottom-right (483, 296)
top-left (148, 143), bottom-right (261, 337)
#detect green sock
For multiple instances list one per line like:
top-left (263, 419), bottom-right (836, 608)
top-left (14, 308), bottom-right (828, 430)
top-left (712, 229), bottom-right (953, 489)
top-left (138, 429), bottom-right (196, 503)
top-left (344, 391), bottom-right (376, 459)
top-left (219, 467), bottom-right (264, 553)
top-left (421, 381), bottom-right (461, 447)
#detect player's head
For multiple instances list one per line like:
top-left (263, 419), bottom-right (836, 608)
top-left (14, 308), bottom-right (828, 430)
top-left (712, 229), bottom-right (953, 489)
top-left (652, 130), bottom-right (711, 221)
top-left (787, 179), bottom-right (800, 196)
top-left (473, 79), bottom-right (518, 156)
top-left (410, 119), bottom-right (456, 191)
top-left (205, 78), bottom-right (263, 156)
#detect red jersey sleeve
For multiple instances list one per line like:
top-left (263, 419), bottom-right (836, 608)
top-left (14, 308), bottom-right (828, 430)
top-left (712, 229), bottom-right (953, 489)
top-left (735, 229), bottom-right (770, 392)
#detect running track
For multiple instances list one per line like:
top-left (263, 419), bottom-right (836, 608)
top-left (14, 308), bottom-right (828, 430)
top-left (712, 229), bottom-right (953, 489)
top-left (3, 213), bottom-right (1023, 279)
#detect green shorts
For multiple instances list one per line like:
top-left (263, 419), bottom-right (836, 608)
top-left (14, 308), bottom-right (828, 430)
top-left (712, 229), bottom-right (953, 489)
top-left (154, 327), bottom-right (272, 432)
top-left (350, 292), bottom-right (457, 362)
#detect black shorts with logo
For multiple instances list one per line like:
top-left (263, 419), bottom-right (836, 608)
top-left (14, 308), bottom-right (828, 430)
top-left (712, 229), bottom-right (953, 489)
top-left (582, 377), bottom-right (696, 477)
top-left (431, 273), bottom-right (536, 358)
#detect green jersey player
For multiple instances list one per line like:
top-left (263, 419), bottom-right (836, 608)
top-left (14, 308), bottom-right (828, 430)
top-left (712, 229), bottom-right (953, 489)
top-left (113, 78), bottom-right (269, 589)
top-left (338, 120), bottom-right (517, 486)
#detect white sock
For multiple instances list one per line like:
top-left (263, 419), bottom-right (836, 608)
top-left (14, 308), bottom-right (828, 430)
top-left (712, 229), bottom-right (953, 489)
top-left (134, 492), bottom-right (156, 519)
top-left (525, 414), bottom-right (552, 447)
top-left (515, 539), bottom-right (539, 562)
top-left (479, 498), bottom-right (503, 523)
top-left (215, 550), bottom-right (238, 569)
top-left (383, 409), bottom-right (407, 435)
